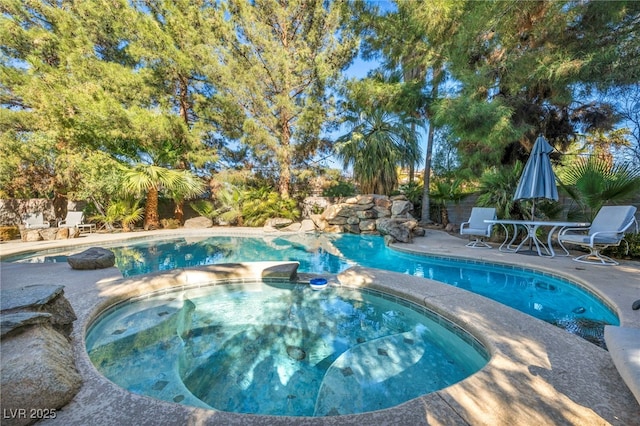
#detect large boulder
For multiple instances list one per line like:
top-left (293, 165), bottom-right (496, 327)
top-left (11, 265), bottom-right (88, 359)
top-left (376, 218), bottom-right (418, 243)
top-left (0, 325), bottom-right (82, 426)
top-left (0, 285), bottom-right (81, 426)
top-left (0, 285), bottom-right (76, 336)
top-left (67, 247), bottom-right (115, 270)
top-left (183, 216), bottom-right (213, 228)
top-left (298, 219), bottom-right (317, 233)
top-left (391, 200), bottom-right (413, 217)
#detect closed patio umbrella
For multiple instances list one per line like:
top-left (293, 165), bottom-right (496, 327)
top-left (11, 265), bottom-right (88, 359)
top-left (514, 134), bottom-right (559, 218)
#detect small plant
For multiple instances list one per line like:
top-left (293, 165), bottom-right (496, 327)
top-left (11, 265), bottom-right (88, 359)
top-left (398, 181), bottom-right (423, 214)
top-left (160, 218), bottom-right (181, 229)
top-left (242, 188), bottom-right (300, 226)
top-left (603, 231), bottom-right (640, 260)
top-left (476, 163), bottom-right (524, 219)
top-left (190, 199), bottom-right (216, 219)
top-left (91, 198), bottom-right (143, 232)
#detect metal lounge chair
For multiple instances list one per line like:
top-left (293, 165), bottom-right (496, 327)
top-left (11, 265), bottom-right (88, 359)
top-left (58, 211), bottom-right (85, 229)
top-left (558, 205), bottom-right (638, 265)
top-left (460, 207), bottom-right (496, 248)
top-left (23, 212), bottom-right (51, 229)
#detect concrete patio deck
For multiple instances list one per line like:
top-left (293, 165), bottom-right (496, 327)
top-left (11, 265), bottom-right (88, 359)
top-left (1, 227), bottom-right (639, 425)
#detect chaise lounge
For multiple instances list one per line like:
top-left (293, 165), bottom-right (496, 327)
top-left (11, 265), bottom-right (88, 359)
top-left (58, 211), bottom-right (85, 229)
top-left (23, 212), bottom-right (50, 229)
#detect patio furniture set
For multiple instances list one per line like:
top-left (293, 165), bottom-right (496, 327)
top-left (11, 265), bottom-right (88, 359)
top-left (460, 205), bottom-right (638, 266)
top-left (23, 211), bottom-right (95, 234)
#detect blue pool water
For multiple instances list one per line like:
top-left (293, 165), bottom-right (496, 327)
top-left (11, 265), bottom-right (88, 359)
top-left (86, 281), bottom-right (488, 416)
top-left (11, 233), bottom-right (619, 346)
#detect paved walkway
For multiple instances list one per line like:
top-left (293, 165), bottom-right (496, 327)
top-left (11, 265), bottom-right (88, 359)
top-left (1, 228), bottom-right (639, 425)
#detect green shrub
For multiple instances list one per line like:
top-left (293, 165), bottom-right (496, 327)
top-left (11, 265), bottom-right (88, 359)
top-left (398, 181), bottom-right (423, 214)
top-left (242, 189), bottom-right (300, 226)
top-left (0, 226), bottom-right (20, 241)
top-left (603, 232), bottom-right (640, 260)
top-left (190, 199), bottom-right (215, 219)
top-left (322, 181), bottom-right (356, 197)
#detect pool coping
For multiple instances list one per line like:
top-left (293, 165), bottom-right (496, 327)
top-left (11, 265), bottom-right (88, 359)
top-left (1, 228), bottom-right (640, 424)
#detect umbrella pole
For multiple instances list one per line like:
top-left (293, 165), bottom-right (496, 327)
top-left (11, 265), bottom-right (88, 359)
top-left (529, 200), bottom-right (536, 250)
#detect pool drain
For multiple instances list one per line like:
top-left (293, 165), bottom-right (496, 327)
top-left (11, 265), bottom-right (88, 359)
top-left (287, 345), bottom-right (306, 361)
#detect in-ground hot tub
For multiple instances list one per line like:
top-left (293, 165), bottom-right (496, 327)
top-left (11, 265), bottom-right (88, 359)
top-left (85, 277), bottom-right (488, 416)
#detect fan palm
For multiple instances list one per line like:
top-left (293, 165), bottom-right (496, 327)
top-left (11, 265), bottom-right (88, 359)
top-left (335, 109), bottom-right (422, 195)
top-left (558, 156), bottom-right (640, 222)
top-left (91, 198), bottom-right (144, 232)
top-left (122, 164), bottom-right (204, 230)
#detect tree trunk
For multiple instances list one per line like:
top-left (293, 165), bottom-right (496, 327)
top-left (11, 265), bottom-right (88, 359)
top-left (420, 66), bottom-right (442, 225)
top-left (174, 200), bottom-right (184, 224)
top-left (441, 205), bottom-right (449, 226)
top-left (420, 121), bottom-right (435, 224)
top-left (409, 122), bottom-right (416, 182)
top-left (144, 186), bottom-right (160, 230)
top-left (278, 113), bottom-right (292, 199)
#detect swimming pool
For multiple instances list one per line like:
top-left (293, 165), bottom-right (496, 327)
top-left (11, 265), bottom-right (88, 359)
top-left (86, 280), bottom-right (488, 416)
top-left (9, 233), bottom-right (619, 346)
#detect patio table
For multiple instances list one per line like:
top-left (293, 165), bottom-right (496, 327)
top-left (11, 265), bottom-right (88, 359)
top-left (485, 219), bottom-right (590, 258)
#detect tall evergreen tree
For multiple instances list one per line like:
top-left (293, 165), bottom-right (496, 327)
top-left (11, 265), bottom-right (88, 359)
top-left (432, 0), bottom-right (640, 170)
top-left (214, 0), bottom-right (357, 198)
top-left (352, 0), bottom-right (462, 223)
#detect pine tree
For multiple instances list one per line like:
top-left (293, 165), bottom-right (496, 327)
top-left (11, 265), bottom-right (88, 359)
top-left (213, 0), bottom-right (357, 198)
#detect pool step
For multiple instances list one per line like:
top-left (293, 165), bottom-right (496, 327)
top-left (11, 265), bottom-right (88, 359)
top-left (313, 328), bottom-right (425, 416)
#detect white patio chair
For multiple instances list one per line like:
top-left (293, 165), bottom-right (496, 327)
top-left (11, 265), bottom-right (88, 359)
top-left (558, 205), bottom-right (637, 265)
top-left (58, 211), bottom-right (85, 228)
top-left (460, 207), bottom-right (497, 248)
top-left (23, 212), bottom-right (51, 229)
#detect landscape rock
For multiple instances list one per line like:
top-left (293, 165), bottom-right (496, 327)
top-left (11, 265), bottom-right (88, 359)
top-left (20, 227), bottom-right (79, 242)
top-left (1, 312), bottom-right (52, 338)
top-left (21, 230), bottom-right (42, 242)
top-left (298, 219), bottom-right (317, 233)
top-left (376, 218), bottom-right (418, 243)
top-left (0, 285), bottom-right (81, 425)
top-left (356, 195), bottom-right (374, 205)
top-left (359, 220), bottom-right (377, 231)
top-left (0, 325), bottom-right (82, 426)
top-left (0, 285), bottom-right (76, 337)
top-left (344, 224), bottom-right (360, 234)
top-left (280, 222), bottom-right (302, 232)
top-left (327, 216), bottom-right (348, 226)
top-left (303, 194), bottom-right (424, 239)
top-left (67, 247), bottom-right (116, 270)
top-left (413, 226), bottom-right (426, 237)
top-left (391, 200), bottom-right (413, 217)
top-left (183, 216), bottom-right (213, 228)
top-left (265, 218), bottom-right (293, 229)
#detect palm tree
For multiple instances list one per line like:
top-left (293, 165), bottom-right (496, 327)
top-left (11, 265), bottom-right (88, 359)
top-left (335, 109), bottom-right (422, 195)
top-left (558, 156), bottom-right (640, 222)
top-left (476, 163), bottom-right (525, 220)
top-left (122, 164), bottom-right (204, 230)
top-left (429, 178), bottom-right (466, 226)
top-left (166, 170), bottom-right (206, 224)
